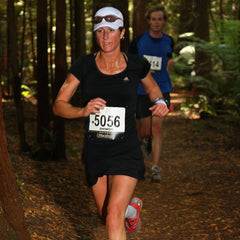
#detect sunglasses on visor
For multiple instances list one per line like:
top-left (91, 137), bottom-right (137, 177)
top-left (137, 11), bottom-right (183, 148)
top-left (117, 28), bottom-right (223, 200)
top-left (93, 15), bottom-right (121, 24)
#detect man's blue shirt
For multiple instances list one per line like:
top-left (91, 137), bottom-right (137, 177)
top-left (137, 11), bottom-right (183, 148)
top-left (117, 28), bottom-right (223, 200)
top-left (128, 31), bottom-right (174, 95)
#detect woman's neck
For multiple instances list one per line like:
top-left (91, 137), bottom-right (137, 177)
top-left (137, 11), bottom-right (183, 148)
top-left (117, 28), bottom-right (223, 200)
top-left (95, 50), bottom-right (126, 75)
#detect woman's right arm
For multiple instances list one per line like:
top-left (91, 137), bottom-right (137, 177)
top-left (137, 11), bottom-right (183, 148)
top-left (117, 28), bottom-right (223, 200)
top-left (53, 73), bottom-right (106, 119)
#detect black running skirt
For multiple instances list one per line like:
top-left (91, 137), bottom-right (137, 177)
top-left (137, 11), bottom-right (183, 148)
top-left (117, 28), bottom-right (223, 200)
top-left (82, 134), bottom-right (145, 186)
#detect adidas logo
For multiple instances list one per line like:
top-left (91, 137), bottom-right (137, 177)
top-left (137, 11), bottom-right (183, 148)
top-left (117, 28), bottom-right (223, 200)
top-left (123, 76), bottom-right (130, 82)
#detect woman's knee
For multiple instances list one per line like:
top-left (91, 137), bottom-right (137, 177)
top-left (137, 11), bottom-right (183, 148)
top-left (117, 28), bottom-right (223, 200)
top-left (106, 202), bottom-right (125, 231)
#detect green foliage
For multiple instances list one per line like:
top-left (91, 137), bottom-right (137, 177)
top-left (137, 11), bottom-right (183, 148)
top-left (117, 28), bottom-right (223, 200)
top-left (174, 19), bottom-right (240, 121)
top-left (180, 94), bottom-right (217, 118)
top-left (15, 173), bottom-right (24, 190)
top-left (21, 84), bottom-right (36, 98)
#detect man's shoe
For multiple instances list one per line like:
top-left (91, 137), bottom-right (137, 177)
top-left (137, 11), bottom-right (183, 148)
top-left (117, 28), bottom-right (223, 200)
top-left (143, 137), bottom-right (152, 158)
top-left (151, 165), bottom-right (161, 182)
top-left (125, 197), bottom-right (143, 236)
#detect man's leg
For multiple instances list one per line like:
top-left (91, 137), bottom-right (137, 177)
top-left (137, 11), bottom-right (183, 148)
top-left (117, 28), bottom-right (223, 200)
top-left (137, 116), bottom-right (151, 139)
top-left (151, 116), bottom-right (163, 182)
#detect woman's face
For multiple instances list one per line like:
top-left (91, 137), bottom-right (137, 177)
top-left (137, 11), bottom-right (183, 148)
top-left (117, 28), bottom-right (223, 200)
top-left (95, 27), bottom-right (125, 53)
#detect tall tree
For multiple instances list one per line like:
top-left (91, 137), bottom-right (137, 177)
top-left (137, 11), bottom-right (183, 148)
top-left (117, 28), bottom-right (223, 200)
top-left (175, 0), bottom-right (194, 54)
top-left (132, 0), bottom-right (151, 37)
top-left (49, 0), bottom-right (55, 98)
top-left (36, 0), bottom-right (51, 160)
top-left (70, 0), bottom-right (75, 62)
top-left (27, 0), bottom-right (37, 81)
top-left (178, 0), bottom-right (194, 34)
top-left (74, 0), bottom-right (86, 59)
top-left (0, 85), bottom-right (30, 240)
top-left (237, 1), bottom-right (240, 73)
top-left (52, 0), bottom-right (67, 160)
top-left (118, 0), bottom-right (130, 51)
top-left (7, 0), bottom-right (29, 152)
top-left (193, 0), bottom-right (212, 79)
top-left (20, 0), bottom-right (27, 81)
top-left (70, 0), bottom-right (85, 106)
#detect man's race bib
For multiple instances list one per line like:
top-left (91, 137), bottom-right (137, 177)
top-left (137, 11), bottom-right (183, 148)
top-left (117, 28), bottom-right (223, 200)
top-left (144, 55), bottom-right (162, 72)
top-left (89, 107), bottom-right (125, 140)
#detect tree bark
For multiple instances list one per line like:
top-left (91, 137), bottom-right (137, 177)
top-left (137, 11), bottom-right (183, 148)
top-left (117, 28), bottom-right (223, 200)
top-left (175, 0), bottom-right (194, 54)
top-left (132, 0), bottom-right (151, 37)
top-left (75, 0), bottom-right (86, 59)
top-left (7, 0), bottom-right (29, 153)
top-left (52, 0), bottom-right (67, 161)
top-left (36, 0), bottom-right (51, 160)
top-left (70, 0), bottom-right (85, 106)
top-left (178, 0), bottom-right (194, 35)
top-left (27, 0), bottom-right (37, 81)
top-left (193, 0), bottom-right (212, 79)
top-left (0, 85), bottom-right (30, 240)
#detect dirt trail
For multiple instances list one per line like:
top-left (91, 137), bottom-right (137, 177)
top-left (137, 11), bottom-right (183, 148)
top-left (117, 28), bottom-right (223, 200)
top-left (3, 89), bottom-right (240, 240)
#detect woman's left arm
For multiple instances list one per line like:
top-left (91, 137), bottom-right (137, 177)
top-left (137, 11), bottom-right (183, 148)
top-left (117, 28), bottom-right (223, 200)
top-left (140, 70), bottom-right (169, 117)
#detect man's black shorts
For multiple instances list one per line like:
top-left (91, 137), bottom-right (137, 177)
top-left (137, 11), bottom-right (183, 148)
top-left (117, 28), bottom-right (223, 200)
top-left (136, 93), bottom-right (171, 119)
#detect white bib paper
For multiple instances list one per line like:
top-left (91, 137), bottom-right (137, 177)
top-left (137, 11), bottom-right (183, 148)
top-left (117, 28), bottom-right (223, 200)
top-left (89, 107), bottom-right (125, 133)
top-left (144, 55), bottom-right (162, 71)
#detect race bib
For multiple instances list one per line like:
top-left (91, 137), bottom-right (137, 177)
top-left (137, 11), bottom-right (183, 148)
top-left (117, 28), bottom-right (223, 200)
top-left (144, 55), bottom-right (162, 72)
top-left (89, 107), bottom-right (125, 140)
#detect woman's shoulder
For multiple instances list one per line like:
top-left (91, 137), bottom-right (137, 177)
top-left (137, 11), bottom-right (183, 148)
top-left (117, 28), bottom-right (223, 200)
top-left (69, 52), bottom-right (96, 79)
top-left (126, 52), bottom-right (150, 67)
top-left (126, 52), bottom-right (147, 63)
top-left (126, 52), bottom-right (150, 77)
top-left (70, 52), bottom-right (95, 71)
top-left (72, 52), bottom-right (95, 66)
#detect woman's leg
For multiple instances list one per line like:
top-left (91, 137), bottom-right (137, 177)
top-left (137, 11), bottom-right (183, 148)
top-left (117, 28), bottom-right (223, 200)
top-left (92, 175), bottom-right (139, 239)
top-left (107, 175), bottom-right (138, 240)
top-left (92, 175), bottom-right (108, 220)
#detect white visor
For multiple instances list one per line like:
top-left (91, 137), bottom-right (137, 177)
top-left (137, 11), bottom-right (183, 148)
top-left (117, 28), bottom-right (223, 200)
top-left (93, 7), bottom-right (124, 31)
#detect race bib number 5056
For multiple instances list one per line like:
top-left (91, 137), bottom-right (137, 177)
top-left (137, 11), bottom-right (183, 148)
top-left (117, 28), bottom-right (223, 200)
top-left (89, 107), bottom-right (125, 133)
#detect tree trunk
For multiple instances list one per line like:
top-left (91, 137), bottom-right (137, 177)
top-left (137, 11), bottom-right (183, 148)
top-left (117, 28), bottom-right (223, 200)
top-left (20, 0), bottom-right (26, 81)
top-left (235, 1), bottom-right (240, 73)
top-left (70, 0), bottom-right (85, 106)
top-left (117, 0), bottom-right (130, 51)
top-left (175, 0), bottom-right (194, 54)
top-left (52, 0), bottom-right (67, 161)
top-left (36, 0), bottom-right (51, 160)
top-left (132, 0), bottom-right (151, 37)
top-left (7, 0), bottom-right (29, 153)
top-left (193, 0), bottom-right (212, 79)
top-left (0, 85), bottom-right (30, 240)
top-left (178, 0), bottom-right (194, 35)
top-left (49, 0), bottom-right (55, 98)
top-left (27, 0), bottom-right (37, 81)
top-left (75, 0), bottom-right (86, 59)
top-left (70, 0), bottom-right (75, 62)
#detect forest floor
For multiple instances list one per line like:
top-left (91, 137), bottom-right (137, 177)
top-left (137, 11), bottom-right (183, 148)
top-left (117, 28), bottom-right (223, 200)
top-left (3, 88), bottom-right (240, 240)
